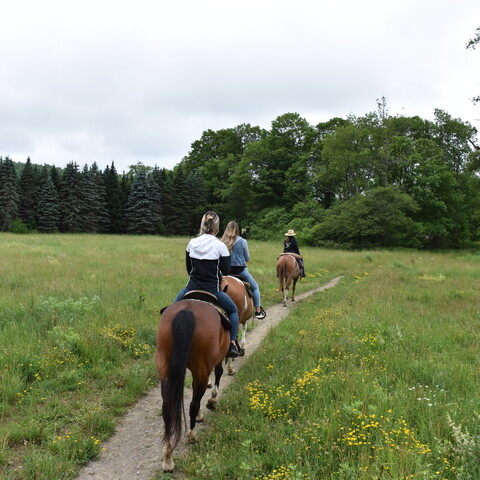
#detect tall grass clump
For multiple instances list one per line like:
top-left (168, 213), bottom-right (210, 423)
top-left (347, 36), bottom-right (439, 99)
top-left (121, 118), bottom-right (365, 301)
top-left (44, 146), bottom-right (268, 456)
top-left (180, 250), bottom-right (480, 480)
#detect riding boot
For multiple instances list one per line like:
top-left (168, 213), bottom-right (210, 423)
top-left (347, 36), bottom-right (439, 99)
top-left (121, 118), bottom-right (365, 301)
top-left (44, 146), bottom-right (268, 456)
top-left (299, 259), bottom-right (306, 277)
top-left (227, 342), bottom-right (240, 358)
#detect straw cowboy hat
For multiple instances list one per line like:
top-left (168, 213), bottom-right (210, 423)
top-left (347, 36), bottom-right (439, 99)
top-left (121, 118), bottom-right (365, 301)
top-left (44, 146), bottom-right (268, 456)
top-left (284, 229), bottom-right (296, 236)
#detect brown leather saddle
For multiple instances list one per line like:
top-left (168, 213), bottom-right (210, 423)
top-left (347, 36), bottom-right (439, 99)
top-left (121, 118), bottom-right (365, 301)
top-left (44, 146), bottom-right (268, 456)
top-left (161, 290), bottom-right (231, 330)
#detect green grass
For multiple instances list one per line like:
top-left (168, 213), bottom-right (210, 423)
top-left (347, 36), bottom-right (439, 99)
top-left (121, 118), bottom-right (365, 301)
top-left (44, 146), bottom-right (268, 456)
top-left (1, 234), bottom-right (479, 479)
top-left (0, 232), bottom-right (333, 479)
top-left (173, 250), bottom-right (480, 480)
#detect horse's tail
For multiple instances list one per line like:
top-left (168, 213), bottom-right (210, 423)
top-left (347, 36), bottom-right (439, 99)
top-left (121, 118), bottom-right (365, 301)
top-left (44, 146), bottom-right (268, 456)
top-left (278, 258), bottom-right (285, 292)
top-left (162, 309), bottom-right (195, 449)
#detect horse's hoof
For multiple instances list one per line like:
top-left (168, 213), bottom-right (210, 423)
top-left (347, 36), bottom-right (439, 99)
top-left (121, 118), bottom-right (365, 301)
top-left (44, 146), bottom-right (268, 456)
top-left (239, 347), bottom-right (246, 357)
top-left (162, 460), bottom-right (174, 473)
top-left (227, 370), bottom-right (236, 376)
top-left (196, 412), bottom-right (204, 422)
top-left (206, 399), bottom-right (217, 411)
top-left (187, 430), bottom-right (197, 443)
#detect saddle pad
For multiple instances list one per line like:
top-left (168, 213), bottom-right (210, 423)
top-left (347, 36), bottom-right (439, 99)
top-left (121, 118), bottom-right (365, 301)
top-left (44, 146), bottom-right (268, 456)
top-left (160, 298), bottom-right (231, 331)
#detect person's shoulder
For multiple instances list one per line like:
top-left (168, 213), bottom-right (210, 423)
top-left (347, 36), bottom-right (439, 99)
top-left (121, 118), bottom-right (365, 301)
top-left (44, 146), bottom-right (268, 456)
top-left (215, 237), bottom-right (230, 256)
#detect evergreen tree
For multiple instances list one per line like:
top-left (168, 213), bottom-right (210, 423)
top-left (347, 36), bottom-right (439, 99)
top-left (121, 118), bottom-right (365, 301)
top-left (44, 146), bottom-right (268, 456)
top-left (161, 169), bottom-right (192, 235)
top-left (125, 169), bottom-right (162, 234)
top-left (78, 163), bottom-right (109, 232)
top-left (103, 162), bottom-right (126, 233)
top-left (36, 169), bottom-right (60, 233)
top-left (50, 165), bottom-right (61, 192)
top-left (59, 162), bottom-right (83, 232)
top-left (185, 170), bottom-right (207, 233)
top-left (0, 156), bottom-right (20, 231)
top-left (119, 173), bottom-right (132, 233)
top-left (18, 157), bottom-right (38, 229)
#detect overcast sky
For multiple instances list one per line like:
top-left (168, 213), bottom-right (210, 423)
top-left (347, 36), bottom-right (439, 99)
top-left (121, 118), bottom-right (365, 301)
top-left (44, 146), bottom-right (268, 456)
top-left (1, 0), bottom-right (479, 173)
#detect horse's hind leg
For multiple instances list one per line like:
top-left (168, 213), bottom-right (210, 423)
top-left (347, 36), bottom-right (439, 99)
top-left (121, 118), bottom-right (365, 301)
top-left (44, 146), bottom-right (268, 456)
top-left (239, 322), bottom-right (247, 353)
top-left (188, 379), bottom-right (207, 443)
top-left (226, 357), bottom-right (235, 376)
top-left (282, 282), bottom-right (288, 307)
top-left (227, 324), bottom-right (246, 375)
top-left (207, 362), bottom-right (223, 410)
top-left (162, 441), bottom-right (174, 472)
top-left (291, 278), bottom-right (298, 302)
top-left (160, 380), bottom-right (175, 472)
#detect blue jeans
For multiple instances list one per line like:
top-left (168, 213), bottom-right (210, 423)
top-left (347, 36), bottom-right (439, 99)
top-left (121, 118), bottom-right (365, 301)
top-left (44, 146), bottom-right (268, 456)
top-left (235, 267), bottom-right (261, 308)
top-left (174, 288), bottom-right (239, 341)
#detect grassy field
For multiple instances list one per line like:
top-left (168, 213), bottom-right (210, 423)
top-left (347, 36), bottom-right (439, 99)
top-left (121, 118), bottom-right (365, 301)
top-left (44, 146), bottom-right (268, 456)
top-left (156, 250), bottom-right (480, 480)
top-left (0, 234), bottom-right (479, 479)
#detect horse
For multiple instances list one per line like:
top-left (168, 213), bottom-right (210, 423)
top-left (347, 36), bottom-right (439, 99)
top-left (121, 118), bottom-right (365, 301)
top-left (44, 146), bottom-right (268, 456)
top-left (276, 253), bottom-right (301, 307)
top-left (221, 275), bottom-right (254, 375)
top-left (156, 296), bottom-right (231, 472)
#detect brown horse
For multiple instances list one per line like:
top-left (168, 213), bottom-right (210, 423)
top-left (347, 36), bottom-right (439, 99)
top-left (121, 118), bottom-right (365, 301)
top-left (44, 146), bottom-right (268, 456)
top-left (221, 275), bottom-right (254, 375)
top-left (276, 253), bottom-right (301, 306)
top-left (156, 298), bottom-right (230, 472)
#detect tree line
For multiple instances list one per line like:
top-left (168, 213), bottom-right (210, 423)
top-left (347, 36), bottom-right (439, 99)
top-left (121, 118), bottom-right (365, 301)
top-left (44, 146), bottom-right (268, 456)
top-left (0, 158), bottom-right (206, 235)
top-left (179, 104), bottom-right (480, 249)
top-left (1, 103), bottom-right (479, 249)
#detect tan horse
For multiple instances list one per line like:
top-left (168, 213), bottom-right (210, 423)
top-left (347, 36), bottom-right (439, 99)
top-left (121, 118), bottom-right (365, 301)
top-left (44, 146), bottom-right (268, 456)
top-left (221, 275), bottom-right (254, 375)
top-left (276, 253), bottom-right (301, 306)
top-left (156, 299), bottom-right (230, 472)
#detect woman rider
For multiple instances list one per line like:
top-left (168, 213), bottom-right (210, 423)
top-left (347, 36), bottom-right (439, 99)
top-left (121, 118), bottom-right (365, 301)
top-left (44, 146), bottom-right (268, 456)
top-left (174, 211), bottom-right (240, 358)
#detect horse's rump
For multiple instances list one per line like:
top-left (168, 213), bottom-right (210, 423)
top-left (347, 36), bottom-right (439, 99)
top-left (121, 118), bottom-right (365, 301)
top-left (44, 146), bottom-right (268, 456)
top-left (156, 299), bottom-right (230, 471)
top-left (221, 275), bottom-right (254, 324)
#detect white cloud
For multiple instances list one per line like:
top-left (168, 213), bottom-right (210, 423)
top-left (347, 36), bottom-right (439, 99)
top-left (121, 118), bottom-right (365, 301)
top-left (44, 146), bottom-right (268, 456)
top-left (1, 0), bottom-right (479, 172)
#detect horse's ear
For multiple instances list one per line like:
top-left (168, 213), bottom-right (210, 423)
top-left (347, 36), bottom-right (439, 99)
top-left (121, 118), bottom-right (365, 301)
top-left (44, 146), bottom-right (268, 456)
top-left (223, 285), bottom-right (229, 293)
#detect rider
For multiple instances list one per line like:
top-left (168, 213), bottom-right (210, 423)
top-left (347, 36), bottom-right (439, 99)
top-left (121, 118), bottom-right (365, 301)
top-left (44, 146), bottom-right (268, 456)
top-left (174, 211), bottom-right (240, 358)
top-left (283, 229), bottom-right (306, 277)
top-left (221, 221), bottom-right (266, 320)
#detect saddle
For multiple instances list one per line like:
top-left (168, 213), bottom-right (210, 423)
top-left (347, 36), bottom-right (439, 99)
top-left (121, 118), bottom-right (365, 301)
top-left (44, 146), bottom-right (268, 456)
top-left (278, 252), bottom-right (303, 260)
top-left (160, 290), bottom-right (232, 331)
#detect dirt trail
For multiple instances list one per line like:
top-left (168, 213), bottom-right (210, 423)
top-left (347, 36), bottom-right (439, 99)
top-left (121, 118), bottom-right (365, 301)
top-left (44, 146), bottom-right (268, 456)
top-left (75, 277), bottom-right (342, 480)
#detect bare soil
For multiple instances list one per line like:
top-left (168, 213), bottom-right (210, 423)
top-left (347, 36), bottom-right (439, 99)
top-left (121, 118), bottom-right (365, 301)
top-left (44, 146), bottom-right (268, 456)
top-left (75, 277), bottom-right (342, 480)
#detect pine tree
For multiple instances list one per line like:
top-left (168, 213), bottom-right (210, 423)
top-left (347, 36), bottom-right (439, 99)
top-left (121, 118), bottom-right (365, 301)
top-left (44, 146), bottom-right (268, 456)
top-left (59, 162), bottom-right (83, 232)
top-left (185, 170), bottom-right (207, 234)
top-left (18, 157), bottom-right (38, 229)
top-left (36, 169), bottom-right (60, 233)
top-left (119, 173), bottom-right (132, 233)
top-left (78, 163), bottom-right (109, 232)
top-left (125, 169), bottom-right (162, 234)
top-left (50, 166), bottom-right (61, 192)
top-left (162, 168), bottom-right (199, 235)
top-left (104, 162), bottom-right (126, 233)
top-left (0, 156), bottom-right (20, 231)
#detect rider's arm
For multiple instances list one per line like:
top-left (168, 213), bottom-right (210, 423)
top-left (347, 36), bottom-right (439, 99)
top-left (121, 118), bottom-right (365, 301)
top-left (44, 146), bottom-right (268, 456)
top-left (242, 238), bottom-right (250, 263)
top-left (185, 251), bottom-right (192, 273)
top-left (219, 254), bottom-right (231, 276)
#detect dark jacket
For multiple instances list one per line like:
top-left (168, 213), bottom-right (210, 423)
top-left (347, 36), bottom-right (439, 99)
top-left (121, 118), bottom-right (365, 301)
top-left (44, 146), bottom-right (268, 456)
top-left (284, 236), bottom-right (300, 255)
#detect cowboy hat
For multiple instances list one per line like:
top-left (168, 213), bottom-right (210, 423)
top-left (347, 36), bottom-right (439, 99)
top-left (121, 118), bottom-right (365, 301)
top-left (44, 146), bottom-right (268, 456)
top-left (284, 229), bottom-right (296, 236)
